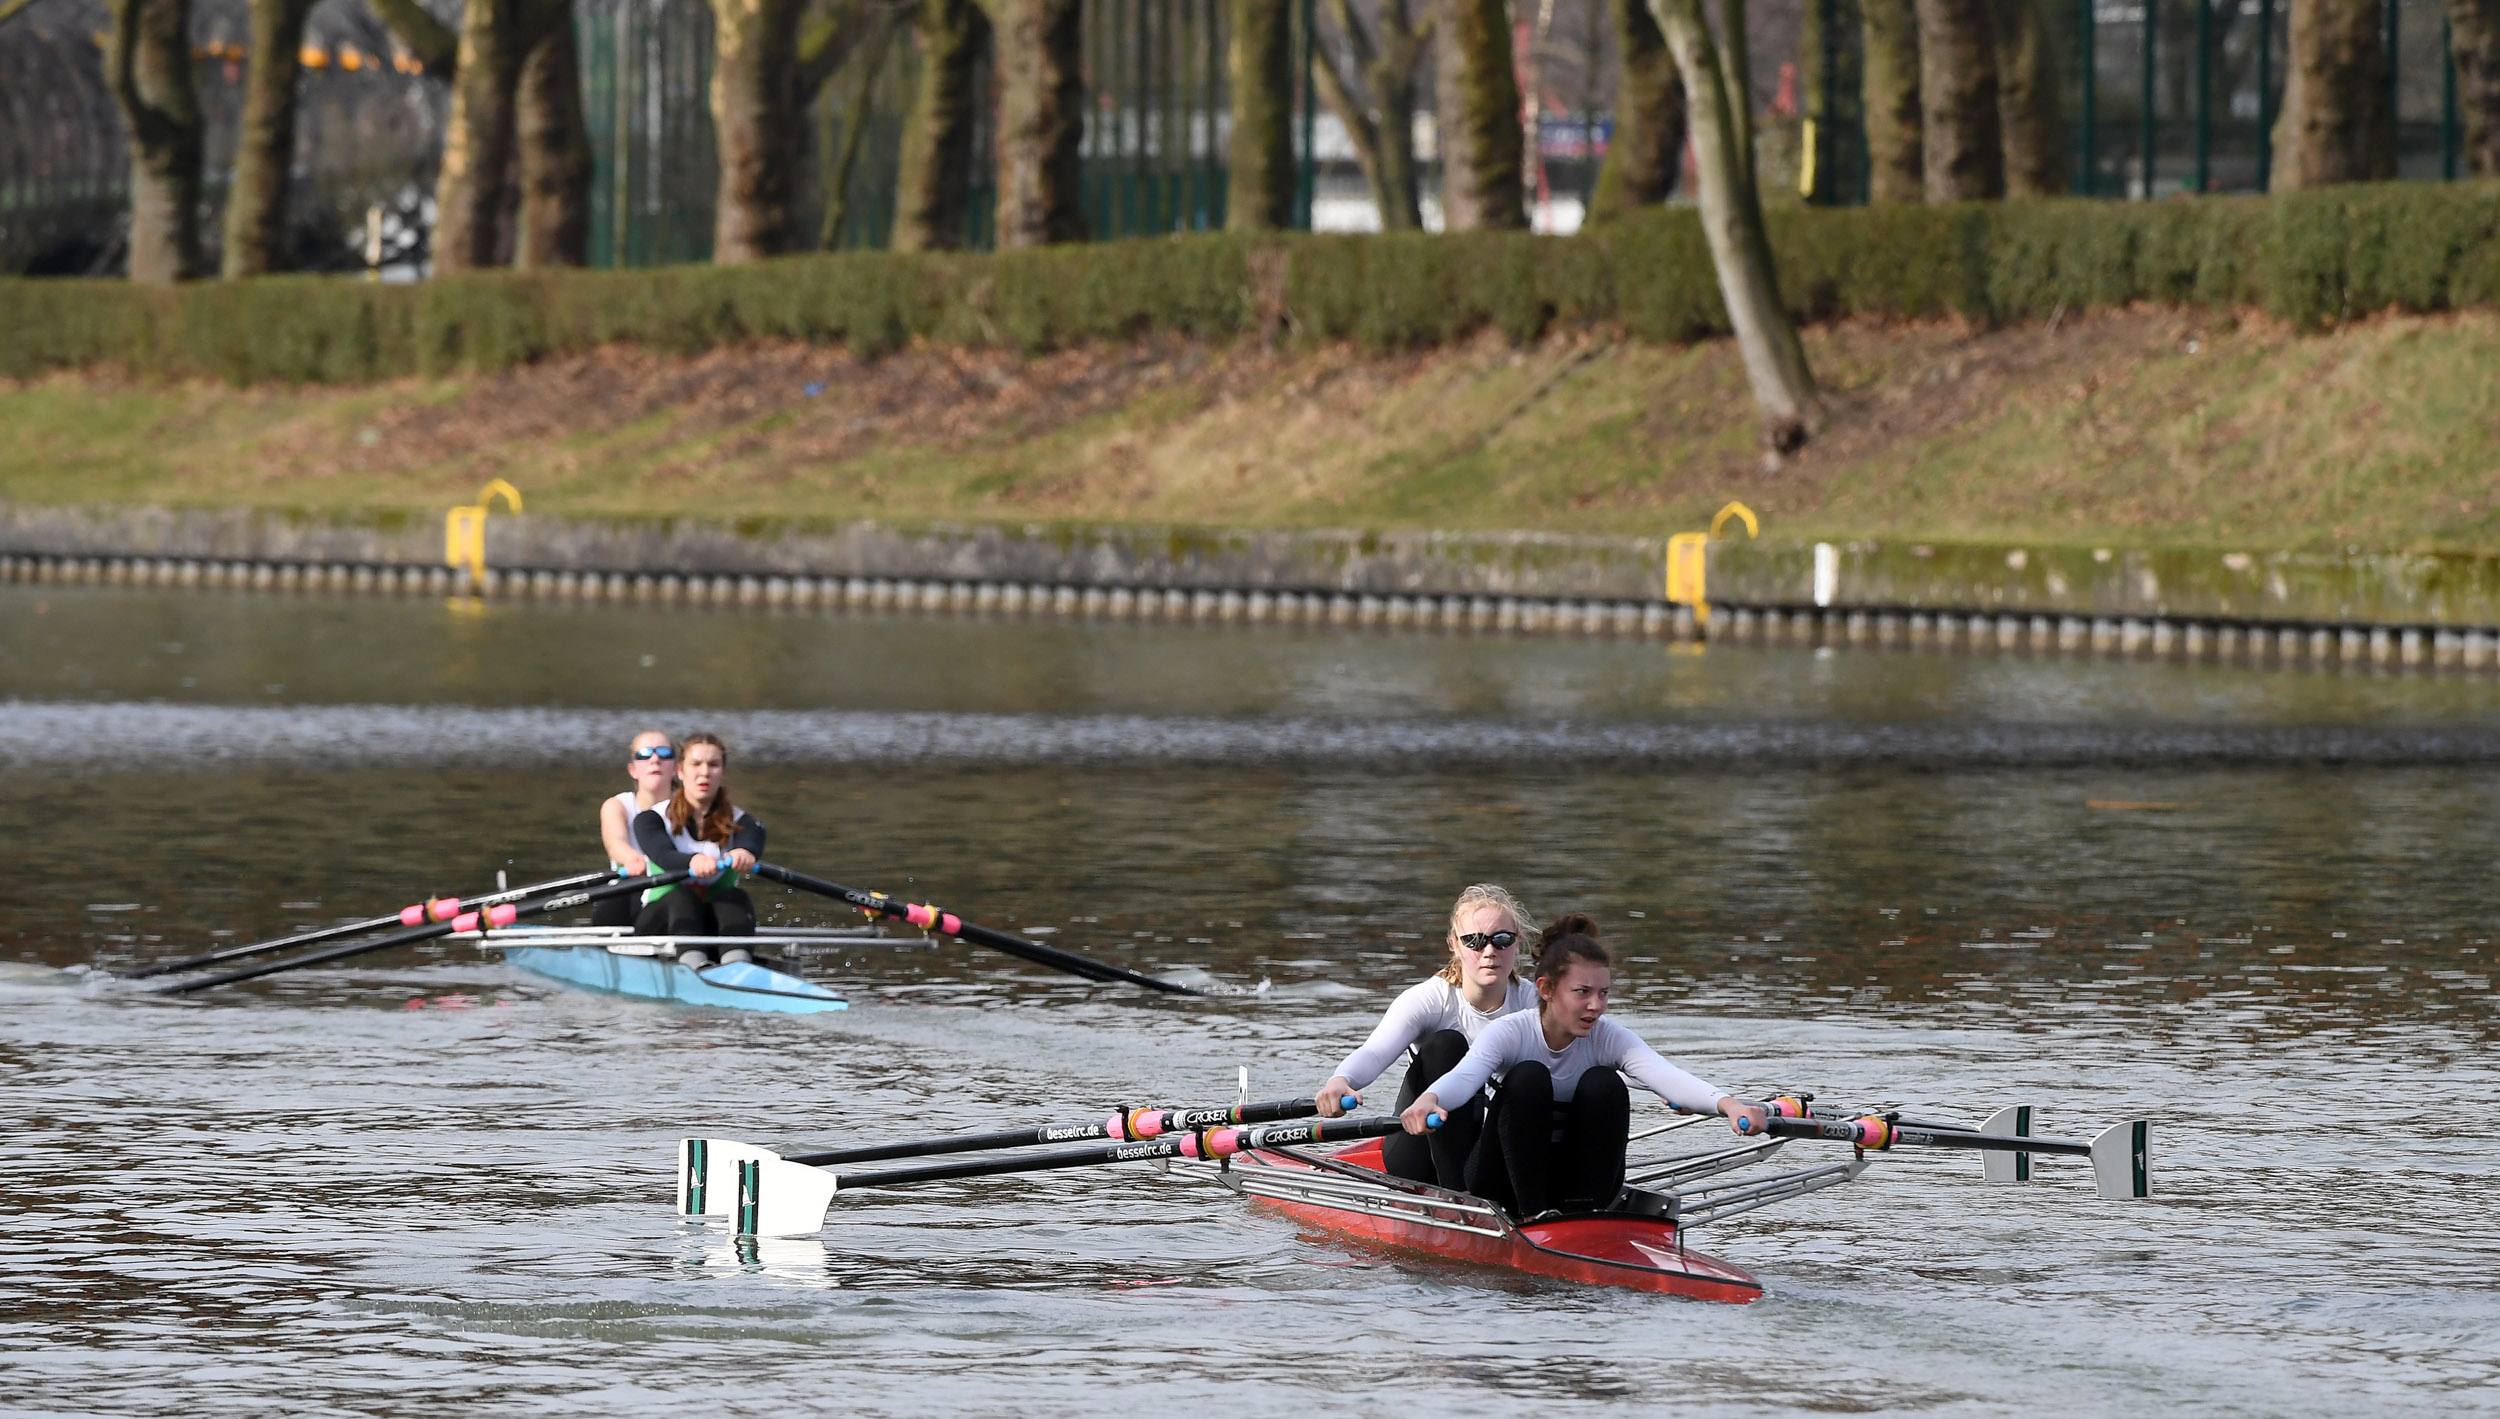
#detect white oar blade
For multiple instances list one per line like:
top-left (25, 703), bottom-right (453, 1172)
top-left (1979, 1105), bottom-right (2034, 1184)
top-left (2089, 1120), bottom-right (2152, 1200)
top-left (677, 1138), bottom-right (785, 1218)
top-left (734, 1155), bottom-right (840, 1237)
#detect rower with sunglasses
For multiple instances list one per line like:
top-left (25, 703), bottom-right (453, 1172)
top-left (592, 731), bottom-right (680, 928)
top-left (1312, 884), bottom-right (1540, 1188)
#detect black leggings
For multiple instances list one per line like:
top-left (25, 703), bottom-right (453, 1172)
top-left (1380, 1029), bottom-right (1487, 1190)
top-left (590, 889), bottom-right (636, 929)
top-left (633, 885), bottom-right (756, 939)
top-left (1463, 1061), bottom-right (1630, 1218)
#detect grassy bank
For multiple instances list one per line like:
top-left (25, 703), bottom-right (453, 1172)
top-left (6, 305), bottom-right (2498, 553)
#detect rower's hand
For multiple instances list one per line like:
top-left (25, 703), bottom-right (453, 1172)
top-left (620, 852), bottom-right (649, 877)
top-left (725, 849), bottom-right (757, 873)
top-left (1400, 1092), bottom-right (1444, 1135)
top-left (1718, 1096), bottom-right (1771, 1137)
top-left (1316, 1077), bottom-right (1357, 1118)
top-left (691, 853), bottom-right (720, 880)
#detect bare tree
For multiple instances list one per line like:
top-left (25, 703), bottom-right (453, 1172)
top-left (1226, 0), bottom-right (1296, 227)
top-left (711, 0), bottom-right (808, 259)
top-left (1436, 0), bottom-right (1525, 228)
top-left (222, 0), bottom-right (319, 275)
top-left (2273, 0), bottom-right (2394, 186)
top-left (992, 0), bottom-right (1086, 245)
top-left (816, 9), bottom-right (899, 245)
top-left (1861, 0), bottom-right (1920, 201)
top-left (2453, 0), bottom-right (2500, 175)
top-left (1915, 0), bottom-right (2001, 199)
top-left (109, 0), bottom-right (204, 281)
top-left (894, 0), bottom-right (989, 249)
top-left (1993, 0), bottom-right (2061, 194)
top-left (1586, 0), bottom-right (1682, 219)
top-left (1312, 0), bottom-right (1433, 229)
top-left (1646, 0), bottom-right (1818, 451)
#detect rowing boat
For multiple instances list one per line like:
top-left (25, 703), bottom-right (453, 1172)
top-left (1223, 1135), bottom-right (1771, 1302)
top-left (465, 925), bottom-right (889, 1013)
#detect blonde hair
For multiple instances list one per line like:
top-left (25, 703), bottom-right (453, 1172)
top-left (1436, 883), bottom-right (1535, 985)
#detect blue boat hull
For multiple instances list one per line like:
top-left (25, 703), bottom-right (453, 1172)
top-left (504, 946), bottom-right (850, 1013)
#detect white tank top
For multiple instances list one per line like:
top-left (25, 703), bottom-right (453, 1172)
top-left (606, 791), bottom-right (641, 871)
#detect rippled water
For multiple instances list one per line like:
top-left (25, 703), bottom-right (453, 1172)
top-left (6, 585), bottom-right (2499, 1415)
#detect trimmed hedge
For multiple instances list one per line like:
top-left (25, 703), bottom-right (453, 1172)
top-left (6, 181), bottom-right (2498, 384)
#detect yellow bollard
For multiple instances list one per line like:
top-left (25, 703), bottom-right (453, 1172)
top-left (1664, 501), bottom-right (1760, 628)
top-left (445, 479), bottom-right (524, 587)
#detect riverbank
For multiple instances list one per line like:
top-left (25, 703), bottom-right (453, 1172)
top-left (6, 305), bottom-right (2498, 550)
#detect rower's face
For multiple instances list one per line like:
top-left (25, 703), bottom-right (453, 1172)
top-left (627, 734), bottom-right (676, 797)
top-left (1447, 903), bottom-right (1520, 987)
top-left (683, 744), bottom-right (726, 802)
top-left (1541, 961), bottom-right (1611, 1038)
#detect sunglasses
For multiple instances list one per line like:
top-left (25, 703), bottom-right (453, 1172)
top-left (1455, 930), bottom-right (1518, 953)
top-left (632, 745), bottom-right (678, 761)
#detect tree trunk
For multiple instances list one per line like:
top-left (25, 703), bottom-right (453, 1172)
top-left (993, 0), bottom-right (1087, 246)
top-left (2454, 0), bottom-right (2500, 176)
top-left (711, 0), bottom-right (806, 261)
top-left (894, 0), bottom-right (988, 250)
top-left (2273, 0), bottom-right (2394, 186)
top-left (1587, 0), bottom-right (1682, 218)
top-left (1228, 0), bottom-right (1296, 227)
top-left (1860, 0), bottom-right (1921, 201)
top-left (1993, 0), bottom-right (2063, 194)
top-left (1915, 0), bottom-right (2002, 199)
top-left (434, 0), bottom-right (526, 273)
top-left (1647, 0), bottom-right (1817, 452)
top-left (515, 0), bottom-right (590, 266)
top-left (1718, 0), bottom-right (1753, 191)
top-left (222, 0), bottom-right (318, 276)
top-left (1366, 7), bottom-right (1428, 229)
top-left (1435, 0), bottom-right (1525, 229)
top-left (818, 17), bottom-right (896, 246)
top-left (109, 0), bottom-right (204, 282)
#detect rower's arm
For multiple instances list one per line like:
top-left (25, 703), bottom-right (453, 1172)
top-left (727, 815), bottom-right (765, 856)
top-left (600, 798), bottom-right (640, 868)
top-left (633, 809), bottom-right (697, 871)
top-left (1607, 1021), bottom-right (1726, 1115)
top-left (1330, 980), bottom-right (1438, 1091)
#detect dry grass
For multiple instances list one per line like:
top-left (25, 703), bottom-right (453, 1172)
top-left (6, 305), bottom-right (2498, 550)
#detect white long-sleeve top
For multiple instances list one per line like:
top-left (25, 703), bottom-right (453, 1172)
top-left (1422, 1011), bottom-right (1727, 1112)
top-left (1331, 976), bottom-right (1540, 1090)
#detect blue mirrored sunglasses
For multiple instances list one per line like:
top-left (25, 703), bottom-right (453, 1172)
top-left (632, 745), bottom-right (678, 761)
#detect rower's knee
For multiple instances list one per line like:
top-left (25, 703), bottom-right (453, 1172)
top-left (1502, 1060), bottom-right (1555, 1110)
top-left (1414, 1029), bottom-right (1470, 1079)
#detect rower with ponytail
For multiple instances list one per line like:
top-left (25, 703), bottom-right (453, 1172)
top-left (1400, 912), bottom-right (1771, 1219)
top-left (629, 731), bottom-right (768, 968)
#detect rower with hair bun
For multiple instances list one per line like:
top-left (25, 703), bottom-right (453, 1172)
top-left (1401, 912), bottom-right (1771, 1219)
top-left (631, 731), bottom-right (766, 967)
top-left (1312, 883), bottom-right (1540, 1187)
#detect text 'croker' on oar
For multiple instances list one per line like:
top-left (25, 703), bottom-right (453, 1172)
top-left (749, 862), bottom-right (1200, 995)
top-left (679, 1113), bottom-right (1437, 1237)
top-left (122, 869), bottom-right (613, 980)
top-left (784, 1095), bottom-right (1355, 1168)
top-left (159, 871), bottom-right (687, 994)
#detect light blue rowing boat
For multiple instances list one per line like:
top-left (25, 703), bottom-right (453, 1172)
top-left (468, 926), bottom-right (880, 1014)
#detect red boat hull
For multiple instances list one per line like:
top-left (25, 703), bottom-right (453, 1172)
top-left (1238, 1138), bottom-right (1763, 1303)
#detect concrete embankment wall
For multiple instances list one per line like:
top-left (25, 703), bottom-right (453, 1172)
top-left (9, 503), bottom-right (2500, 674)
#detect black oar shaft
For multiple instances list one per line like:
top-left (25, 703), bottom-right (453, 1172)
top-left (752, 863), bottom-right (1199, 995)
top-left (125, 870), bottom-right (611, 979)
top-left (790, 1096), bottom-right (1325, 1168)
top-left (1762, 1115), bottom-right (2092, 1157)
top-left (161, 872), bottom-right (686, 993)
top-left (825, 1115), bottom-right (1411, 1192)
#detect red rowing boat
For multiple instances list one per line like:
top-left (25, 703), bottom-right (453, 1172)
top-left (1229, 1135), bottom-right (1766, 1303)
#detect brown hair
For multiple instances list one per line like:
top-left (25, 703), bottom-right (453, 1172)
top-left (666, 731), bottom-right (740, 848)
top-left (1533, 912), bottom-right (1612, 983)
top-left (1436, 883), bottom-right (1536, 985)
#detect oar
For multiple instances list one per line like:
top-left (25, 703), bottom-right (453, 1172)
top-left (1724, 1107), bottom-right (2153, 1201)
top-left (750, 862), bottom-right (1200, 995)
top-left (123, 869), bottom-right (612, 980)
top-left (787, 1095), bottom-right (1354, 1167)
top-left (159, 871), bottom-right (687, 994)
top-left (686, 1113), bottom-right (1435, 1236)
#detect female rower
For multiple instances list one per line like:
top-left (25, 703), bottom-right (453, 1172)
top-left (631, 731), bottom-right (766, 966)
top-left (593, 730), bottom-right (678, 928)
top-left (1400, 913), bottom-right (1770, 1219)
top-left (1312, 883), bottom-right (1539, 1187)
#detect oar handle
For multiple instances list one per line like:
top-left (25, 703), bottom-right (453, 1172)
top-left (160, 871), bottom-right (685, 993)
top-left (752, 863), bottom-right (1200, 996)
